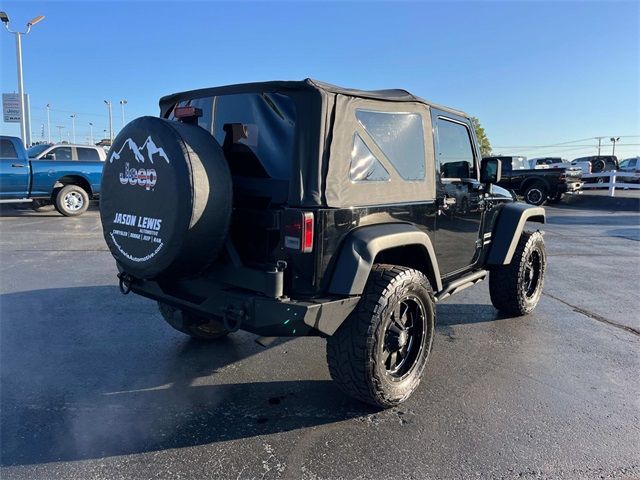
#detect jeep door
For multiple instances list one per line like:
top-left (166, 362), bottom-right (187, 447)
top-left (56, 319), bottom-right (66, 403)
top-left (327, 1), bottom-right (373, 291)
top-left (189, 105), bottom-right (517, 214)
top-left (431, 110), bottom-right (484, 275)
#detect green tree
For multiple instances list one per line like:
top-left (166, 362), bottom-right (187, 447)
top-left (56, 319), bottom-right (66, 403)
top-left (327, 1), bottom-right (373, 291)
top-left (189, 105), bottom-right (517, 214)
top-left (471, 117), bottom-right (492, 157)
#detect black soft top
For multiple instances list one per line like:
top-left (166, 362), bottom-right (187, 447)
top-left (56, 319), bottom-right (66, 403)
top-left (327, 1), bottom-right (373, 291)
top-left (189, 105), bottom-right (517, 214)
top-left (159, 78), bottom-right (465, 118)
top-left (159, 79), bottom-right (468, 208)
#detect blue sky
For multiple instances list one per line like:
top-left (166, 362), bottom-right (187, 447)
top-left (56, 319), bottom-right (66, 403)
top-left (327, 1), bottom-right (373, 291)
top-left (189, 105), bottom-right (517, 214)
top-left (1, 0), bottom-right (638, 159)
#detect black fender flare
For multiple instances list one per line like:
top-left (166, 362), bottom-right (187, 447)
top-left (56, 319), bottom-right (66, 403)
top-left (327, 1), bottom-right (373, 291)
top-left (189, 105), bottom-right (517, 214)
top-left (328, 223), bottom-right (442, 295)
top-left (486, 202), bottom-right (545, 265)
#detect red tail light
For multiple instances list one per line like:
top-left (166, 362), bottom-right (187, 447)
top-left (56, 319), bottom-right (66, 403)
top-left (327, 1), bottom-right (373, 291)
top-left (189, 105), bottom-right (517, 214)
top-left (284, 211), bottom-right (314, 253)
top-left (559, 173), bottom-right (566, 181)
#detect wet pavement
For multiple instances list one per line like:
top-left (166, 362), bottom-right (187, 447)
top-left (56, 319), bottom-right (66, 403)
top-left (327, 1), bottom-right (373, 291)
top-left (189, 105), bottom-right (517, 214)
top-left (1, 197), bottom-right (638, 479)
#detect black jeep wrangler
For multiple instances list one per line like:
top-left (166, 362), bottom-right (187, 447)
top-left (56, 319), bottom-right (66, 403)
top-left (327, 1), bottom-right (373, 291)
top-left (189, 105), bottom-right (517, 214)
top-left (100, 79), bottom-right (547, 408)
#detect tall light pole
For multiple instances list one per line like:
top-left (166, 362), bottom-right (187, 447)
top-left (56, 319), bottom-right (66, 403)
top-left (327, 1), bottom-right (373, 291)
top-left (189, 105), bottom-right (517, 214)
top-left (46, 103), bottom-right (51, 143)
top-left (70, 114), bottom-right (77, 144)
top-left (0, 11), bottom-right (45, 148)
top-left (610, 137), bottom-right (620, 157)
top-left (89, 122), bottom-right (94, 145)
top-left (104, 100), bottom-right (113, 144)
top-left (119, 99), bottom-right (127, 128)
top-left (56, 125), bottom-right (64, 143)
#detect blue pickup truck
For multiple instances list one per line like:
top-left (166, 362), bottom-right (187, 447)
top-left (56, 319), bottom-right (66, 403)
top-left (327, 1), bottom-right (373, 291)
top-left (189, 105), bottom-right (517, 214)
top-left (0, 135), bottom-right (103, 216)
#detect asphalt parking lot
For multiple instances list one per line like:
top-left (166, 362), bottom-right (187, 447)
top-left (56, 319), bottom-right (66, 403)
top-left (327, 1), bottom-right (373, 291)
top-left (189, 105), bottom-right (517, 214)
top-left (1, 195), bottom-right (639, 480)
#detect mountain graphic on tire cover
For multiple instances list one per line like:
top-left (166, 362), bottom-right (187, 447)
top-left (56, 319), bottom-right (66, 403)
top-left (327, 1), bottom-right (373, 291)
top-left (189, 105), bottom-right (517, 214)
top-left (109, 136), bottom-right (170, 164)
top-left (100, 116), bottom-right (232, 279)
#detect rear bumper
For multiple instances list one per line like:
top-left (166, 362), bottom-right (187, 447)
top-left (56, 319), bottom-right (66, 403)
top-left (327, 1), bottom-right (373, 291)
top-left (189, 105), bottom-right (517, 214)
top-left (560, 181), bottom-right (583, 193)
top-left (125, 275), bottom-right (359, 337)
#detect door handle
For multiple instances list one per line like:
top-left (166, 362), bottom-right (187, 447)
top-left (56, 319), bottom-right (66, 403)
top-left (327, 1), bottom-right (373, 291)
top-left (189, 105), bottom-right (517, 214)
top-left (11, 163), bottom-right (25, 168)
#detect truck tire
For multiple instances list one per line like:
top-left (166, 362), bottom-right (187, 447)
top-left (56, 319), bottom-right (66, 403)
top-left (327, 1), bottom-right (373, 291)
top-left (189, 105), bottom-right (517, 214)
top-left (326, 264), bottom-right (435, 408)
top-left (523, 182), bottom-right (547, 206)
top-left (100, 116), bottom-right (232, 279)
top-left (55, 184), bottom-right (90, 216)
top-left (489, 231), bottom-right (546, 316)
top-left (158, 302), bottom-right (230, 340)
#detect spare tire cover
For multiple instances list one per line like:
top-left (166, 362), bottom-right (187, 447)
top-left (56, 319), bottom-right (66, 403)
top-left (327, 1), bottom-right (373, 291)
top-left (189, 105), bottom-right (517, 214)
top-left (100, 116), bottom-right (232, 279)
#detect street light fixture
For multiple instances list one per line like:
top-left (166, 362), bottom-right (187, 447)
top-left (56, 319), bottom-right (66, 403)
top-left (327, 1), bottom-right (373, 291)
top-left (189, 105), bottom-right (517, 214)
top-left (119, 99), bottom-right (128, 129)
top-left (610, 137), bottom-right (620, 157)
top-left (104, 100), bottom-right (113, 145)
top-left (0, 11), bottom-right (46, 148)
top-left (70, 114), bottom-right (77, 144)
top-left (46, 103), bottom-right (51, 143)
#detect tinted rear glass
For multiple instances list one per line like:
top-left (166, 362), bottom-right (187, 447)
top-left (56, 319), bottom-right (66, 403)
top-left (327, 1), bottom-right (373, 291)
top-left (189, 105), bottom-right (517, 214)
top-left (0, 139), bottom-right (18, 159)
top-left (169, 93), bottom-right (296, 180)
top-left (77, 147), bottom-right (101, 161)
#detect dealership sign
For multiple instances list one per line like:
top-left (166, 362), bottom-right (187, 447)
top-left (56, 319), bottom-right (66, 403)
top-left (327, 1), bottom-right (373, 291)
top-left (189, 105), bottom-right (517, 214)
top-left (3, 93), bottom-right (22, 123)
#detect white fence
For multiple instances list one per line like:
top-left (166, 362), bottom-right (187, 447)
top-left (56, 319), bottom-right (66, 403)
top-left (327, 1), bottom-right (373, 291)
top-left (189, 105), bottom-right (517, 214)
top-left (581, 171), bottom-right (640, 197)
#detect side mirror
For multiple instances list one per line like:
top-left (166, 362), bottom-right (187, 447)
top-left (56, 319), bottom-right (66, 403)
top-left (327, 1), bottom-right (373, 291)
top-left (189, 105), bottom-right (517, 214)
top-left (480, 158), bottom-right (501, 184)
top-left (44, 153), bottom-right (55, 160)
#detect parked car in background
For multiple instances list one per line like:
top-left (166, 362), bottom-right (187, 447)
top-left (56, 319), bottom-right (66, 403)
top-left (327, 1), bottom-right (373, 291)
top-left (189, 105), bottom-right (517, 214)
top-left (618, 156), bottom-right (640, 183)
top-left (573, 155), bottom-right (619, 184)
top-left (484, 155), bottom-right (583, 205)
top-left (532, 157), bottom-right (592, 175)
top-left (27, 143), bottom-right (107, 162)
top-left (0, 136), bottom-right (103, 216)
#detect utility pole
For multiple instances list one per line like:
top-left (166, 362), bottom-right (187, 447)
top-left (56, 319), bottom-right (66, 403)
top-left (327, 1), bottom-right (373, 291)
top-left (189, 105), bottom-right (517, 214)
top-left (56, 125), bottom-right (64, 142)
top-left (596, 136), bottom-right (603, 156)
top-left (70, 114), bottom-right (77, 144)
top-left (89, 122), bottom-right (94, 145)
top-left (0, 11), bottom-right (45, 148)
top-left (119, 99), bottom-right (127, 129)
top-left (610, 137), bottom-right (620, 157)
top-left (104, 100), bottom-right (113, 144)
top-left (46, 103), bottom-right (51, 143)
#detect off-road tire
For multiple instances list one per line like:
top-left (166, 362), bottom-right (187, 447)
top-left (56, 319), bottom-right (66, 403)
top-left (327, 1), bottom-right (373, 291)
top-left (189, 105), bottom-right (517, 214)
top-left (326, 264), bottom-right (435, 408)
top-left (55, 184), bottom-right (90, 217)
top-left (546, 192), bottom-right (564, 204)
top-left (158, 302), bottom-right (230, 340)
top-left (523, 183), bottom-right (548, 206)
top-left (489, 231), bottom-right (546, 316)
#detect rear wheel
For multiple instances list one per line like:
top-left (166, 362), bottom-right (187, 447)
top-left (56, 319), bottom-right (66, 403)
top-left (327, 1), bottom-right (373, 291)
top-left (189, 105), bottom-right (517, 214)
top-left (489, 231), bottom-right (546, 316)
top-left (523, 183), bottom-right (547, 206)
top-left (326, 265), bottom-right (435, 408)
top-left (55, 184), bottom-right (89, 216)
top-left (158, 302), bottom-right (230, 340)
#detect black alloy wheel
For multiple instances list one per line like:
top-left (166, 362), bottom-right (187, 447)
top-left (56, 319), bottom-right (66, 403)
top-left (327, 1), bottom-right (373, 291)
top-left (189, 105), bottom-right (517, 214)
top-left (382, 295), bottom-right (427, 379)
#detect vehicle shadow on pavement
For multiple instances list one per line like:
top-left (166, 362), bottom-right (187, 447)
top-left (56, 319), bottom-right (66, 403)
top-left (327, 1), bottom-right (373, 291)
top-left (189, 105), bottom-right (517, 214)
top-left (436, 302), bottom-right (507, 326)
top-left (0, 203), bottom-right (100, 217)
top-left (0, 286), bottom-right (373, 466)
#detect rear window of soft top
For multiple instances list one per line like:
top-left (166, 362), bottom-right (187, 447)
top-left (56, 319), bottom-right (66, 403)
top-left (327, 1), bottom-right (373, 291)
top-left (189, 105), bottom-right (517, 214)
top-left (168, 92), bottom-right (296, 180)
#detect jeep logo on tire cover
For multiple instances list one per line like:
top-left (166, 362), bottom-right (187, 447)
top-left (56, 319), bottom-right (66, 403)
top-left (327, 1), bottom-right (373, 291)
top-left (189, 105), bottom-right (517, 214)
top-left (102, 131), bottom-right (176, 268)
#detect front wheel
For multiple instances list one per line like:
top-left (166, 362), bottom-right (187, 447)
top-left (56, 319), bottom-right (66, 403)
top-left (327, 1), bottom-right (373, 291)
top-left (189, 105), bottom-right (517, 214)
top-left (489, 231), bottom-right (546, 316)
top-left (326, 265), bottom-right (435, 408)
top-left (523, 183), bottom-right (548, 206)
top-left (158, 303), bottom-right (230, 340)
top-left (55, 184), bottom-right (89, 216)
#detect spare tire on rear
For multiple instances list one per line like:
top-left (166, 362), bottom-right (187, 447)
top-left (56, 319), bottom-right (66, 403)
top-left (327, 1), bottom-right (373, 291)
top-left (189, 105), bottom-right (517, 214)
top-left (100, 116), bottom-right (232, 279)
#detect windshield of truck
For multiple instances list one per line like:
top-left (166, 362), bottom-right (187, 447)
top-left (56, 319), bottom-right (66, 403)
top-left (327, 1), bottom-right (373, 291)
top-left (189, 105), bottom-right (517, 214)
top-left (27, 144), bottom-right (51, 157)
top-left (168, 92), bottom-right (296, 180)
